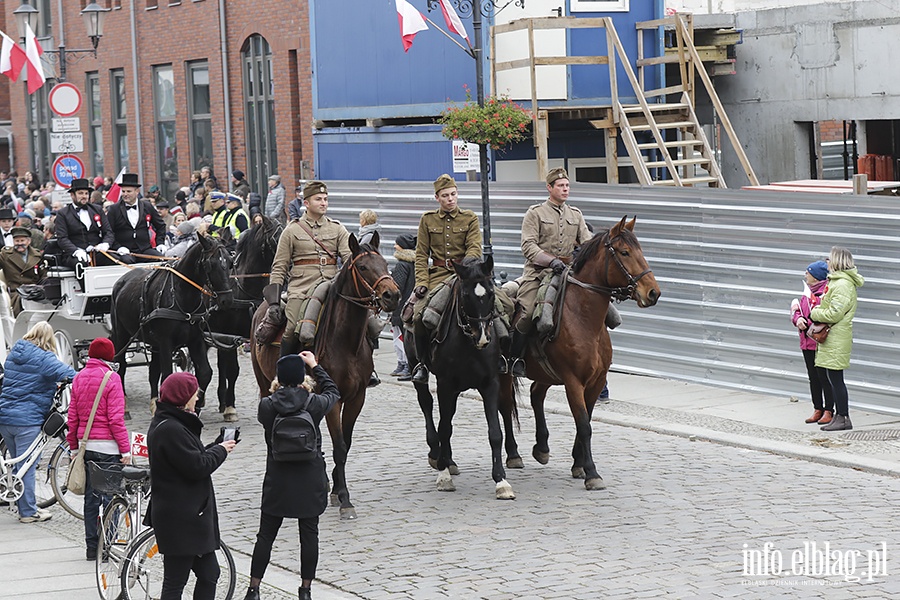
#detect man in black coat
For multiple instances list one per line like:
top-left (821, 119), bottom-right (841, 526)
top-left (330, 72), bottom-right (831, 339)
top-left (54, 178), bottom-right (117, 269)
top-left (105, 173), bottom-right (168, 263)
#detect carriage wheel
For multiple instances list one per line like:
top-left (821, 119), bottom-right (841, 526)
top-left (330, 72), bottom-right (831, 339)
top-left (54, 331), bottom-right (79, 369)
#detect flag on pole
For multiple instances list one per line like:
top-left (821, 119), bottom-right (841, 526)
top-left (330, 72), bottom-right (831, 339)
top-left (396, 0), bottom-right (429, 52)
top-left (105, 168), bottom-right (127, 204)
top-left (0, 31), bottom-right (27, 82)
top-left (439, 0), bottom-right (469, 43)
top-left (23, 23), bottom-right (45, 94)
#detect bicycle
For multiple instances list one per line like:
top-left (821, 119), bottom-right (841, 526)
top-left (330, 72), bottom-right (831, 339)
top-left (0, 380), bottom-right (83, 520)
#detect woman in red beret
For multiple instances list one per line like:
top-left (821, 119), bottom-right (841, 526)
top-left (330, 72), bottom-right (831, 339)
top-left (145, 372), bottom-right (237, 599)
top-left (67, 337), bottom-right (131, 560)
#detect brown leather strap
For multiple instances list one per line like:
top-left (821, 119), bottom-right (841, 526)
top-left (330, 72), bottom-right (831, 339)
top-left (558, 256), bottom-right (572, 264)
top-left (432, 258), bottom-right (448, 267)
top-left (295, 220), bottom-right (336, 259)
top-left (294, 257), bottom-right (337, 266)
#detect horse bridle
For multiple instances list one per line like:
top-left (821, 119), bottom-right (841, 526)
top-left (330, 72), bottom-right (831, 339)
top-left (567, 231), bottom-right (652, 302)
top-left (339, 251), bottom-right (394, 312)
top-left (454, 279), bottom-right (495, 344)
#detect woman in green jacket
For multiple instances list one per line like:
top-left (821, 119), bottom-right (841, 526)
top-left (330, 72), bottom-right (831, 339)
top-left (810, 247), bottom-right (864, 432)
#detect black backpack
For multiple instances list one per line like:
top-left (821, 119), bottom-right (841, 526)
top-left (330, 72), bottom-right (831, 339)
top-left (270, 395), bottom-right (318, 462)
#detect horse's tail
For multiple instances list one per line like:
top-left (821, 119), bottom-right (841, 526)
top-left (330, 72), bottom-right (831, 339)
top-left (503, 374), bottom-right (521, 432)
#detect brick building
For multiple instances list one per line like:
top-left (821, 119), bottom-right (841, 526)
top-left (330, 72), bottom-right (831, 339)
top-left (4, 0), bottom-right (314, 199)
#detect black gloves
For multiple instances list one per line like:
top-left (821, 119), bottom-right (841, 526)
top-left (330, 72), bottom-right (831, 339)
top-left (550, 259), bottom-right (567, 275)
top-left (414, 285), bottom-right (428, 299)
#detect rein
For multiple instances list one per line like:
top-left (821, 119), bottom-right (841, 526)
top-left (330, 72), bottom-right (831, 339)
top-left (567, 232), bottom-right (652, 302)
top-left (455, 280), bottom-right (495, 342)
top-left (338, 251), bottom-right (392, 312)
top-left (99, 248), bottom-right (220, 297)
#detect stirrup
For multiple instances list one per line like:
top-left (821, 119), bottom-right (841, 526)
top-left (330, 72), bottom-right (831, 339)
top-left (411, 364), bottom-right (429, 384)
top-left (498, 356), bottom-right (510, 375)
top-left (510, 358), bottom-right (526, 378)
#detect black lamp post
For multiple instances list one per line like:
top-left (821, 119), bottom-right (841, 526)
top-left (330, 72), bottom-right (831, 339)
top-left (428, 0), bottom-right (525, 257)
top-left (14, 2), bottom-right (109, 82)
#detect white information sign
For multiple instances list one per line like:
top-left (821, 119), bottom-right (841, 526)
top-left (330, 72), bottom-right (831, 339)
top-left (52, 117), bottom-right (81, 132)
top-left (452, 140), bottom-right (480, 173)
top-left (50, 131), bottom-right (85, 154)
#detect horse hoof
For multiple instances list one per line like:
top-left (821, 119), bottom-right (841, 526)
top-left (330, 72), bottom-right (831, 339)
top-left (340, 507), bottom-right (357, 520)
top-left (506, 456), bottom-right (524, 469)
top-left (495, 479), bottom-right (516, 500)
top-left (223, 407), bottom-right (238, 422)
top-left (428, 457), bottom-right (438, 471)
top-left (436, 469), bottom-right (456, 492)
top-left (329, 493), bottom-right (340, 507)
top-left (571, 466), bottom-right (586, 479)
top-left (532, 446), bottom-right (550, 465)
top-left (585, 477), bottom-right (606, 491)
top-left (448, 463), bottom-right (460, 476)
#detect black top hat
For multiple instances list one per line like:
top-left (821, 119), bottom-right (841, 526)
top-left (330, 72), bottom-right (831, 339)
top-left (120, 173), bottom-right (142, 188)
top-left (0, 207), bottom-right (15, 220)
top-left (68, 178), bottom-right (94, 193)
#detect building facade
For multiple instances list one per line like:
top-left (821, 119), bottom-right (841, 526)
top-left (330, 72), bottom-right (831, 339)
top-left (5, 0), bottom-right (314, 198)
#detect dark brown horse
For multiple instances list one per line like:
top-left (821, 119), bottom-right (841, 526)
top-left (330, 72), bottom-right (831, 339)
top-left (499, 216), bottom-right (660, 490)
top-left (250, 232), bottom-right (400, 519)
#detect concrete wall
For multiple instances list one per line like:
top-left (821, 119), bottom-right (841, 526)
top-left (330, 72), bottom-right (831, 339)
top-left (713, 1), bottom-right (900, 185)
top-left (666, 0), bottom-right (848, 13)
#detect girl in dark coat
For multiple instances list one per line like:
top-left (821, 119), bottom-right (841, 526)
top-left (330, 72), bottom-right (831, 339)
top-left (146, 373), bottom-right (237, 600)
top-left (243, 351), bottom-right (340, 600)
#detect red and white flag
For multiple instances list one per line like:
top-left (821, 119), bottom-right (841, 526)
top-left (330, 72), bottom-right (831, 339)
top-left (105, 167), bottom-right (127, 204)
top-left (439, 0), bottom-right (469, 43)
top-left (23, 23), bottom-right (45, 94)
top-left (0, 30), bottom-right (27, 82)
top-left (396, 0), bottom-right (428, 52)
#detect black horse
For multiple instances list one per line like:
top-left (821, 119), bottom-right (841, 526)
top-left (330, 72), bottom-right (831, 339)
top-left (110, 233), bottom-right (233, 410)
top-left (405, 256), bottom-right (521, 499)
top-left (207, 217), bottom-right (283, 421)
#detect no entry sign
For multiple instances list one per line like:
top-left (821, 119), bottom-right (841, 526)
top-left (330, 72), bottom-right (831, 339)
top-left (48, 82), bottom-right (83, 117)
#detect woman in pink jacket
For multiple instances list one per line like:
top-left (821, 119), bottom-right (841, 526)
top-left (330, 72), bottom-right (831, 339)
top-left (790, 260), bottom-right (833, 425)
top-left (66, 338), bottom-right (131, 561)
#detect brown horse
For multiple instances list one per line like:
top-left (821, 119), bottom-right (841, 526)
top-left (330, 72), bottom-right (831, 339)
top-left (499, 216), bottom-right (661, 490)
top-left (250, 232), bottom-right (400, 519)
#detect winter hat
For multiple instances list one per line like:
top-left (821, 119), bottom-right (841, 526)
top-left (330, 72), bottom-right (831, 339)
top-left (177, 221), bottom-right (196, 236)
top-left (89, 337), bottom-right (116, 362)
top-left (232, 170), bottom-right (244, 180)
top-left (807, 260), bottom-right (828, 281)
top-left (276, 354), bottom-right (306, 386)
top-left (395, 233), bottom-right (416, 250)
top-left (93, 176), bottom-right (105, 188)
top-left (175, 190), bottom-right (187, 202)
top-left (268, 174), bottom-right (281, 184)
top-left (159, 372), bottom-right (199, 407)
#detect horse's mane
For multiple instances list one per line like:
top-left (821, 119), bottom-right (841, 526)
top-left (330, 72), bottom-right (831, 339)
top-left (456, 256), bottom-right (487, 277)
top-left (572, 227), bottom-right (638, 274)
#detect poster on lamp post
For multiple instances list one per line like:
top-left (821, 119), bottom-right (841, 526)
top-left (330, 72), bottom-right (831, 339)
top-left (452, 140), bottom-right (480, 174)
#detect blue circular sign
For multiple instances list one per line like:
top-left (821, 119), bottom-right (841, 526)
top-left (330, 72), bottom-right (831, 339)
top-left (52, 155), bottom-right (85, 187)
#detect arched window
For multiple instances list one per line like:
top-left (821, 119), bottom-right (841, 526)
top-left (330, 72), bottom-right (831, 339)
top-left (241, 35), bottom-right (278, 194)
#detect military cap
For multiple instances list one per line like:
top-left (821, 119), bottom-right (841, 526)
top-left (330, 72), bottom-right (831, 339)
top-left (10, 226), bottom-right (32, 238)
top-left (546, 167), bottom-right (569, 186)
top-left (303, 180), bottom-right (328, 200)
top-left (433, 174), bottom-right (457, 194)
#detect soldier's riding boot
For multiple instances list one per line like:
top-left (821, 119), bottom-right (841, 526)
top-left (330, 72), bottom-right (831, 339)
top-left (411, 325), bottom-right (430, 384)
top-left (366, 315), bottom-right (382, 387)
top-left (280, 330), bottom-right (300, 358)
top-left (507, 330), bottom-right (528, 378)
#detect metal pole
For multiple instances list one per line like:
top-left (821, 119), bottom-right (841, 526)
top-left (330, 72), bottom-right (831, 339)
top-left (472, 7), bottom-right (493, 257)
top-left (58, 44), bottom-right (67, 82)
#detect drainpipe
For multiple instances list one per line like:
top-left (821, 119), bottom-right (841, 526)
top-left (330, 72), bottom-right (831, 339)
top-left (218, 0), bottom-right (234, 181)
top-left (129, 0), bottom-right (144, 182)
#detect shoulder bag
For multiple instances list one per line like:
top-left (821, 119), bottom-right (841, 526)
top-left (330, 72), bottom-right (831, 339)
top-left (807, 322), bottom-right (830, 344)
top-left (66, 371), bottom-right (114, 496)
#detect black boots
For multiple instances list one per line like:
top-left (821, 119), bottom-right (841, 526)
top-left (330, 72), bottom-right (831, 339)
top-left (821, 414), bottom-right (852, 431)
top-left (298, 586), bottom-right (312, 600)
top-left (243, 587), bottom-right (260, 600)
top-left (411, 363), bottom-right (429, 384)
top-left (280, 332), bottom-right (300, 357)
top-left (411, 325), bottom-right (430, 384)
top-left (502, 330), bottom-right (527, 377)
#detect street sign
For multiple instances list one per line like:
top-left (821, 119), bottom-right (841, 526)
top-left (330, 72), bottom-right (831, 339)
top-left (452, 140), bottom-right (480, 173)
top-left (52, 117), bottom-right (81, 132)
top-left (50, 131), bottom-right (85, 154)
top-left (52, 155), bottom-right (85, 187)
top-left (48, 82), bottom-right (83, 117)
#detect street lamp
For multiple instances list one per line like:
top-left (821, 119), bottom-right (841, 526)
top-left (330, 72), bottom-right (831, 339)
top-left (428, 0), bottom-right (525, 257)
top-left (13, 1), bottom-right (110, 82)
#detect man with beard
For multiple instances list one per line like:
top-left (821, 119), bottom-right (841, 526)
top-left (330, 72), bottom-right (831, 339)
top-left (54, 178), bottom-right (116, 269)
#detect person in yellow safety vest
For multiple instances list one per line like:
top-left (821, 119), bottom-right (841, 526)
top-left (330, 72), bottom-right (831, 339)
top-left (209, 192), bottom-right (250, 240)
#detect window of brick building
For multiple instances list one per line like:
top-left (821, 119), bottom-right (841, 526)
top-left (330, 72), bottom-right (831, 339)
top-left (153, 65), bottom-right (178, 199)
top-left (187, 62), bottom-right (213, 173)
top-left (22, 0), bottom-right (53, 38)
top-left (26, 87), bottom-right (51, 183)
top-left (111, 69), bottom-right (128, 172)
top-left (241, 34), bottom-right (277, 194)
top-left (87, 72), bottom-right (104, 176)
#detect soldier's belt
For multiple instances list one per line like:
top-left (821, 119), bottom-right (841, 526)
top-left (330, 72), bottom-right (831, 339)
top-left (432, 258), bottom-right (449, 267)
top-left (294, 257), bottom-right (337, 266)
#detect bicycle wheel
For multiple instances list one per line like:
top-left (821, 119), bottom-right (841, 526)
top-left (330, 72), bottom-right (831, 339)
top-left (97, 497), bottom-right (131, 600)
top-left (0, 435), bottom-right (54, 509)
top-left (121, 529), bottom-right (237, 600)
top-left (47, 442), bottom-right (84, 519)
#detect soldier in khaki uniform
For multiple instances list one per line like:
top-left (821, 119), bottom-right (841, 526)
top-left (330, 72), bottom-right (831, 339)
top-left (504, 168), bottom-right (591, 376)
top-left (0, 226), bottom-right (46, 316)
top-left (409, 174), bottom-right (482, 384)
top-left (269, 181), bottom-right (351, 357)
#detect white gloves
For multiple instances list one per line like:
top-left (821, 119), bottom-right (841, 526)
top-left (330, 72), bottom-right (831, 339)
top-left (95, 243), bottom-right (110, 252)
top-left (117, 247), bottom-right (131, 256)
top-left (156, 243), bottom-right (168, 253)
top-left (86, 245), bottom-right (94, 252)
top-left (73, 249), bottom-right (88, 263)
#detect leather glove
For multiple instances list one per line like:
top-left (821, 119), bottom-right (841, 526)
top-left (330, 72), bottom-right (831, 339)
top-left (73, 248), bottom-right (88, 263)
top-left (414, 285), bottom-right (428, 299)
top-left (95, 242), bottom-right (110, 252)
top-left (550, 259), bottom-right (566, 275)
top-left (117, 247), bottom-right (131, 256)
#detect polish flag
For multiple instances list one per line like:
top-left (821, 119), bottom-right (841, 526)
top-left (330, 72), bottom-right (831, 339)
top-left (23, 23), bottom-right (45, 94)
top-left (105, 168), bottom-right (127, 204)
top-left (0, 31), bottom-right (27, 82)
top-left (396, 0), bottom-right (428, 52)
top-left (439, 0), bottom-right (469, 43)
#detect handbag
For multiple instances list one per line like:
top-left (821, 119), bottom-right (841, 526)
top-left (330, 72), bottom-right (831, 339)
top-left (66, 371), bottom-right (113, 496)
top-left (807, 322), bottom-right (831, 344)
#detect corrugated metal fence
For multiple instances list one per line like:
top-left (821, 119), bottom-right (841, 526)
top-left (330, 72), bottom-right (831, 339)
top-left (326, 181), bottom-right (900, 415)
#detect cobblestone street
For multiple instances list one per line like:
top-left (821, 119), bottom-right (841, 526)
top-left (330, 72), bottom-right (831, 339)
top-left (34, 352), bottom-right (900, 599)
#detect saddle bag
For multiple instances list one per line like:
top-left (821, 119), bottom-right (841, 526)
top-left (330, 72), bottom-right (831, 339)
top-left (255, 304), bottom-right (286, 345)
top-left (298, 280), bottom-right (333, 346)
top-left (535, 273), bottom-right (562, 337)
top-left (422, 279), bottom-right (454, 330)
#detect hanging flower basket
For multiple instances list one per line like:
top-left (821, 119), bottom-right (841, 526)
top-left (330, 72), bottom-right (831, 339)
top-left (439, 85), bottom-right (532, 150)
